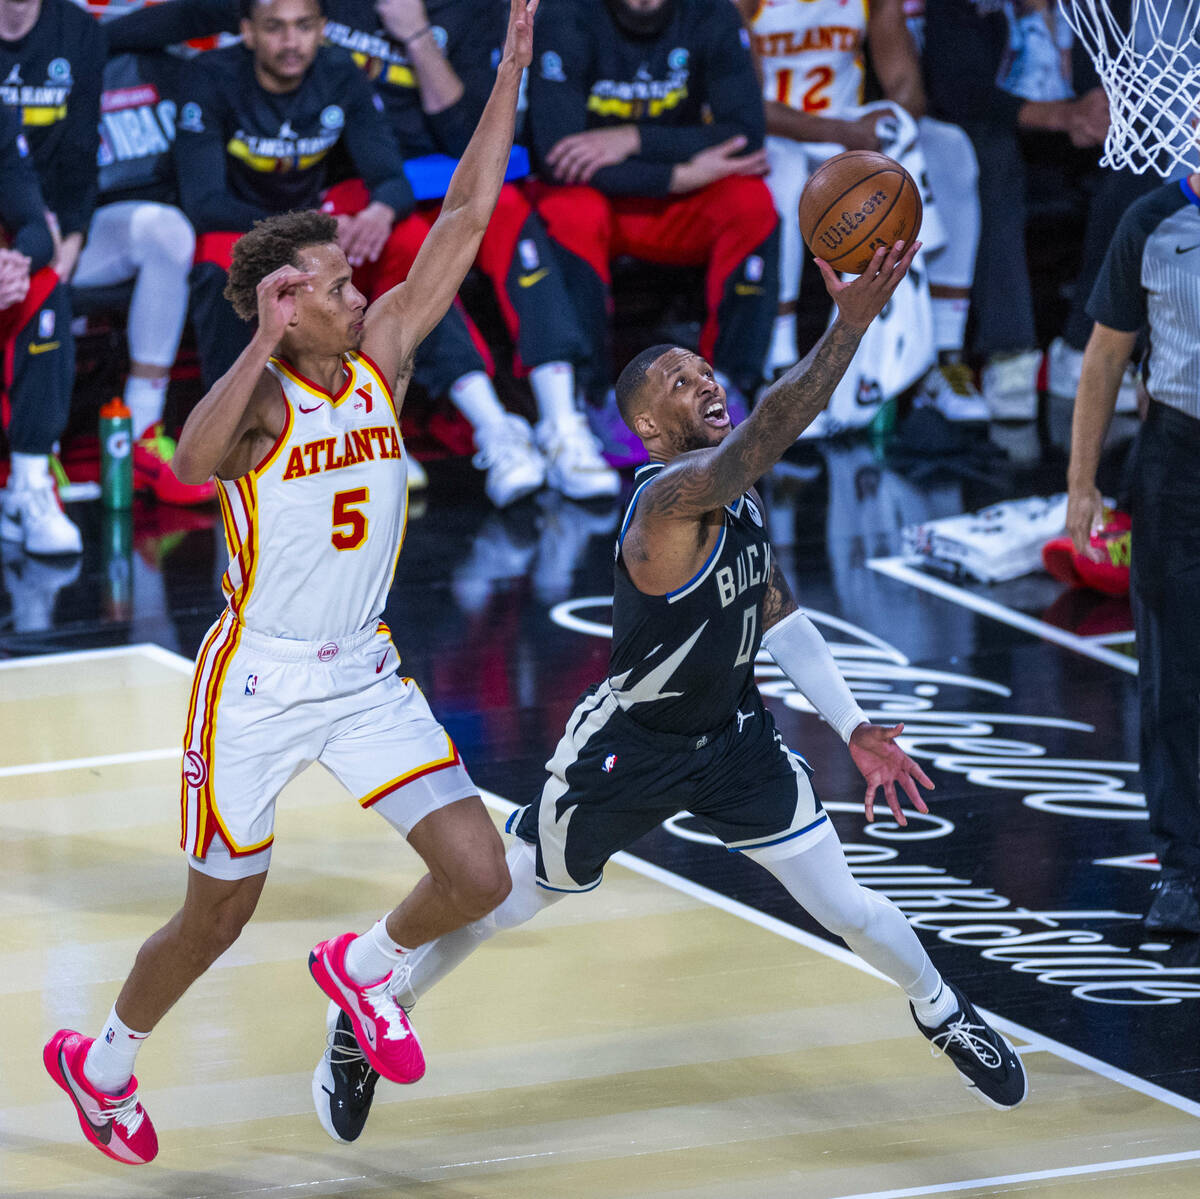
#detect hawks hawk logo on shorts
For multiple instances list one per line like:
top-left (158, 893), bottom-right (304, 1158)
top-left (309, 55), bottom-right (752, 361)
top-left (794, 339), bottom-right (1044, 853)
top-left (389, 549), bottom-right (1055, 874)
top-left (183, 749), bottom-right (208, 788)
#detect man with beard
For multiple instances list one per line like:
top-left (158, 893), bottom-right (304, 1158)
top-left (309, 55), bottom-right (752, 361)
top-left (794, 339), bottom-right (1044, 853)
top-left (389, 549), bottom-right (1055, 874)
top-left (311, 236), bottom-right (1029, 1144)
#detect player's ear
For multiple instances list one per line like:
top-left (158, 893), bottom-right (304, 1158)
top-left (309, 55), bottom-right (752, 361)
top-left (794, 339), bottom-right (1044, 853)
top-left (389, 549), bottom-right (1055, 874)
top-left (633, 410), bottom-right (656, 440)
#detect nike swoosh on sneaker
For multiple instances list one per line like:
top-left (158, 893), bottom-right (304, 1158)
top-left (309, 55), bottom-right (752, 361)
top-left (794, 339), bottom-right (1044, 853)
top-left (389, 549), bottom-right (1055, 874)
top-left (59, 1048), bottom-right (114, 1144)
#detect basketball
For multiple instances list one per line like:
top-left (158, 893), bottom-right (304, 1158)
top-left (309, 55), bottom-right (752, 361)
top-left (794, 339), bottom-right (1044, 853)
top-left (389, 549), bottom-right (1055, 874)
top-left (798, 150), bottom-right (923, 275)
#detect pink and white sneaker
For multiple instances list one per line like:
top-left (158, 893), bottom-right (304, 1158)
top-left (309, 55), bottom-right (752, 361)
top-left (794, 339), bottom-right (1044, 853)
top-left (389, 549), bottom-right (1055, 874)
top-left (42, 1029), bottom-right (158, 1164)
top-left (308, 932), bottom-right (425, 1084)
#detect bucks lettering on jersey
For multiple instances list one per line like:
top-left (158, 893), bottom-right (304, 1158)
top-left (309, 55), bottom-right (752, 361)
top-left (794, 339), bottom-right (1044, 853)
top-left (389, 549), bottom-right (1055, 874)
top-left (750, 0), bottom-right (868, 115)
top-left (609, 462), bottom-right (771, 736)
top-left (216, 352), bottom-right (409, 641)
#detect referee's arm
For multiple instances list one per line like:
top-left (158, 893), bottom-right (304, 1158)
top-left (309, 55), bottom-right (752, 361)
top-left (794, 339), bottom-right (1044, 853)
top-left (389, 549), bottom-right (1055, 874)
top-left (1066, 323), bottom-right (1138, 559)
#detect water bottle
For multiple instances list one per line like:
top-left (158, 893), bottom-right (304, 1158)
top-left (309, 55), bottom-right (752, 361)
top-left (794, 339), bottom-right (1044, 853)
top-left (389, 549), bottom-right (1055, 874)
top-left (99, 397), bottom-right (133, 510)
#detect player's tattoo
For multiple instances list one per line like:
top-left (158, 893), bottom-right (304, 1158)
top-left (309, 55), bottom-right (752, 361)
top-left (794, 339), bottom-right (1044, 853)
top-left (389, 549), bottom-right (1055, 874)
top-left (642, 319), bottom-right (865, 520)
top-left (761, 559), bottom-right (799, 631)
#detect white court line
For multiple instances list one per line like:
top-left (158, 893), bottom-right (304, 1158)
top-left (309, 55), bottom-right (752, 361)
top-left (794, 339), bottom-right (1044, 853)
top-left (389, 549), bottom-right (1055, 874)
top-left (867, 556), bottom-right (1138, 675)
top-left (824, 1148), bottom-right (1200, 1199)
top-left (0, 747), bottom-right (179, 778)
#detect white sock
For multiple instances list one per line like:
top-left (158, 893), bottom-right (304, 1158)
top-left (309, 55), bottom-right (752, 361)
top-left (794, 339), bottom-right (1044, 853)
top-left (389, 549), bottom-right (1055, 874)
top-left (932, 297), bottom-right (970, 356)
top-left (83, 1005), bottom-right (150, 1096)
top-left (529, 361), bottom-right (577, 430)
top-left (768, 312), bottom-right (798, 372)
top-left (8, 451), bottom-right (51, 490)
top-left (343, 916), bottom-right (413, 985)
top-left (449, 371), bottom-right (507, 435)
top-left (123, 375), bottom-right (169, 439)
top-left (910, 976), bottom-right (961, 1028)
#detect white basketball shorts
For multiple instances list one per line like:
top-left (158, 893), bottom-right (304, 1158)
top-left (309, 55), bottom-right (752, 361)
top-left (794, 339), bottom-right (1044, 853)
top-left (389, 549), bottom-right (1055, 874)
top-left (179, 610), bottom-right (477, 880)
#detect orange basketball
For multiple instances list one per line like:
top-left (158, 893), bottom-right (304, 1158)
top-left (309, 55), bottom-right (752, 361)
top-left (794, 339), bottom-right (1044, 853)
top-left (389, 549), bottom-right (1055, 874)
top-left (798, 150), bottom-right (922, 275)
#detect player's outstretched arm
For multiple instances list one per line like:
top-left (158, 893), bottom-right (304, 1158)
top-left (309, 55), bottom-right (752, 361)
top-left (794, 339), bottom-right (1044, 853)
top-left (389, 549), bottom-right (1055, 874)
top-left (360, 0), bottom-right (537, 382)
top-left (645, 240), bottom-right (918, 521)
top-left (173, 265), bottom-right (309, 484)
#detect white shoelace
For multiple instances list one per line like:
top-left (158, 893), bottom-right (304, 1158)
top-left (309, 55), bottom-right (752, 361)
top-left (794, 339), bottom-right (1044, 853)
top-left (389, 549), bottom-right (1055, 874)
top-left (327, 1022), bottom-right (368, 1066)
top-left (105, 1091), bottom-right (145, 1135)
top-left (929, 1015), bottom-right (1003, 1070)
top-left (363, 979), bottom-right (410, 1042)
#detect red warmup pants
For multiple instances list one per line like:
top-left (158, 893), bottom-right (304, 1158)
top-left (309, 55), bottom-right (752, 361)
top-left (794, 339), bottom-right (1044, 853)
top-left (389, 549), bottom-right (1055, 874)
top-left (527, 175), bottom-right (778, 368)
top-left (322, 179), bottom-right (551, 375)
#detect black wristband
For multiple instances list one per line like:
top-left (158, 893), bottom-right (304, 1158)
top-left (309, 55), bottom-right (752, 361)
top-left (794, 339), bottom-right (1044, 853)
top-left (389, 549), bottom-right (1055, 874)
top-left (402, 24), bottom-right (433, 44)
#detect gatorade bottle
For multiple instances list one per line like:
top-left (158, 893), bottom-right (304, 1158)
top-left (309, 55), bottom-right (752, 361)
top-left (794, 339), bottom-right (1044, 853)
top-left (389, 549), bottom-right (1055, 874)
top-left (99, 397), bottom-right (133, 510)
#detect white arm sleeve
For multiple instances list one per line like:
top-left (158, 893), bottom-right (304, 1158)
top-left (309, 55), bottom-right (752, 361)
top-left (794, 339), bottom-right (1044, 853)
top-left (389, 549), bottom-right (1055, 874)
top-left (760, 608), bottom-right (868, 743)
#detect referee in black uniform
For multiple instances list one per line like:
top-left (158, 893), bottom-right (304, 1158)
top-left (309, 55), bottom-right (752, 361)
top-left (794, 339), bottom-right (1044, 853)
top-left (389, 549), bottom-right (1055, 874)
top-left (1067, 172), bottom-right (1200, 934)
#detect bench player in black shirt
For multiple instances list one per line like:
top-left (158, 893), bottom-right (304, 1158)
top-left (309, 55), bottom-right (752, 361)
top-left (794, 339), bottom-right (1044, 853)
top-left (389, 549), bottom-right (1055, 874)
top-left (525, 0), bottom-right (781, 458)
top-left (312, 238), bottom-right (1029, 1144)
top-left (0, 0), bottom-right (102, 557)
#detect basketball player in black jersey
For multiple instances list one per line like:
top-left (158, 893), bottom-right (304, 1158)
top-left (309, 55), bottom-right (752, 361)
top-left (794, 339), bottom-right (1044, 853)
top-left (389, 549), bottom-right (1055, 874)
top-left (312, 239), bottom-right (1029, 1144)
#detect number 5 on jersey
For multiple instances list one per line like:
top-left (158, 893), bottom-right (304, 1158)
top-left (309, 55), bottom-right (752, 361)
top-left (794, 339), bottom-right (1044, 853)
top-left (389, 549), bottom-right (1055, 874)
top-left (332, 487), bottom-right (369, 550)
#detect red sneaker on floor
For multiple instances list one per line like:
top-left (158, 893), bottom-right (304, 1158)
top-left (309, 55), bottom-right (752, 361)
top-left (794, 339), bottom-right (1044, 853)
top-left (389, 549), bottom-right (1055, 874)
top-left (308, 931), bottom-right (425, 1085)
top-left (43, 1029), bottom-right (158, 1164)
top-left (134, 423), bottom-right (215, 506)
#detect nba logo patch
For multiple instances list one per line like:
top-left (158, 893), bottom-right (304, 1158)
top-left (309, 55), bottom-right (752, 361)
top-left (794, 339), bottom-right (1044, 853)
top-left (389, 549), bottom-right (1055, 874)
top-left (602, 753), bottom-right (617, 773)
top-left (38, 309), bottom-right (55, 339)
top-left (244, 674), bottom-right (257, 696)
top-left (105, 1027), bottom-right (116, 1044)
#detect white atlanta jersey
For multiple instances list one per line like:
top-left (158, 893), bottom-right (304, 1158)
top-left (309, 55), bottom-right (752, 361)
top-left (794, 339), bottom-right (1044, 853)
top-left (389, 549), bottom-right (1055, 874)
top-left (750, 0), bottom-right (869, 115)
top-left (215, 351), bottom-right (409, 641)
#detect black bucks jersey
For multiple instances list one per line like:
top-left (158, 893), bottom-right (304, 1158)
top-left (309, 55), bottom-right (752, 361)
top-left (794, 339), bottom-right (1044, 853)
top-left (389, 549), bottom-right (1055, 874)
top-left (610, 461), bottom-right (771, 736)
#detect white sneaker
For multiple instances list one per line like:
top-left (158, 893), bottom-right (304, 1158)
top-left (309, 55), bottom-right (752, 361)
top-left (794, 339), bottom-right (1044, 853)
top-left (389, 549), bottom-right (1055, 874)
top-left (980, 349), bottom-right (1042, 421)
top-left (406, 455), bottom-right (428, 491)
top-left (1047, 336), bottom-right (1140, 413)
top-left (472, 414), bottom-right (546, 508)
top-left (537, 412), bottom-right (621, 500)
top-left (1, 480), bottom-right (83, 556)
top-left (913, 362), bottom-right (990, 423)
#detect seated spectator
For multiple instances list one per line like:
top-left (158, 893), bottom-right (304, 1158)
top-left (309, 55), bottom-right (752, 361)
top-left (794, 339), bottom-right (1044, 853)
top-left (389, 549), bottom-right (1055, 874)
top-left (526, 0), bottom-right (780, 458)
top-left (0, 0), bottom-right (103, 556)
top-left (73, 48), bottom-right (207, 506)
top-left (923, 0), bottom-right (1156, 419)
top-left (744, 0), bottom-right (987, 429)
top-left (110, 0), bottom-right (618, 504)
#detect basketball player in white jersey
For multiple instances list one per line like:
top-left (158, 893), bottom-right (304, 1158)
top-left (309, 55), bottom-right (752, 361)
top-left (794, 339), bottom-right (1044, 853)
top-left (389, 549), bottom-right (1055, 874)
top-left (740, 0), bottom-right (986, 425)
top-left (41, 0), bottom-right (539, 1167)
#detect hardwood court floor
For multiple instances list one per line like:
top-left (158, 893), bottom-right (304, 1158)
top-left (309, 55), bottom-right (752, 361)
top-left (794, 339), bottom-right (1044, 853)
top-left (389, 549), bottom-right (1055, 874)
top-left (3, 646), bottom-right (1198, 1198)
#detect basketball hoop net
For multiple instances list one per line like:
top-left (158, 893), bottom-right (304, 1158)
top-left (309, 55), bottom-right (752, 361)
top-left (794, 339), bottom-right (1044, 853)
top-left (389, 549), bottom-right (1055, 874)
top-left (1060, 0), bottom-right (1200, 176)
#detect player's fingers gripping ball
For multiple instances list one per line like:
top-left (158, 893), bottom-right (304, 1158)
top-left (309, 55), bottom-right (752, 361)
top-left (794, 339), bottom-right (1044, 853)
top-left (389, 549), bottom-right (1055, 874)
top-left (798, 149), bottom-right (923, 274)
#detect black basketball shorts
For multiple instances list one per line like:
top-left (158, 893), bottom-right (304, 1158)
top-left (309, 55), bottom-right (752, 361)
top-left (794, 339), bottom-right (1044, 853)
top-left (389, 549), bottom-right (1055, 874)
top-left (508, 679), bottom-right (828, 892)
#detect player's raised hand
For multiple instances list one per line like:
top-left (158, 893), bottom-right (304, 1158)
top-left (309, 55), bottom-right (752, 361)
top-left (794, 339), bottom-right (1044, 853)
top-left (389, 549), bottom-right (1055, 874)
top-left (255, 264), bottom-right (315, 345)
top-left (847, 721), bottom-right (933, 827)
top-left (816, 239), bottom-right (920, 330)
top-left (501, 0), bottom-right (539, 70)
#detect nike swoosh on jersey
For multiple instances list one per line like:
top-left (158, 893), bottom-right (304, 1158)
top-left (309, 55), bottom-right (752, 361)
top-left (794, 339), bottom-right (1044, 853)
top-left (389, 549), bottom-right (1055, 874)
top-left (299, 401), bottom-right (324, 412)
top-left (59, 1048), bottom-right (114, 1144)
top-left (28, 340), bottom-right (61, 355)
top-left (1175, 243), bottom-right (1200, 254)
top-left (517, 268), bottom-right (549, 288)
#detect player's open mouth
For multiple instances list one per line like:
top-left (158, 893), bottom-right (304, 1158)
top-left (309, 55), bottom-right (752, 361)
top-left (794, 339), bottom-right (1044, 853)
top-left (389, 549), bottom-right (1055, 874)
top-left (702, 400), bottom-right (728, 427)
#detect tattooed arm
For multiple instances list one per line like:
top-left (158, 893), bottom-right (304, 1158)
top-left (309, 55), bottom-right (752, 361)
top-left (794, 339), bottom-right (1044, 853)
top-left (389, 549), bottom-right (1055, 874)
top-left (639, 239), bottom-right (920, 526)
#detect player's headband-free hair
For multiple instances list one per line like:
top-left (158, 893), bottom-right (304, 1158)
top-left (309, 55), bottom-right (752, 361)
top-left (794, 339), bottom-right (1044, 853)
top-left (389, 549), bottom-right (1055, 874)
top-left (240, 0), bottom-right (326, 21)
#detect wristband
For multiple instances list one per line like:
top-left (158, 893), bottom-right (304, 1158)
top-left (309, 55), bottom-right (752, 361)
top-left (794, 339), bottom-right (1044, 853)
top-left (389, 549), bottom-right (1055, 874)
top-left (402, 24), bottom-right (433, 43)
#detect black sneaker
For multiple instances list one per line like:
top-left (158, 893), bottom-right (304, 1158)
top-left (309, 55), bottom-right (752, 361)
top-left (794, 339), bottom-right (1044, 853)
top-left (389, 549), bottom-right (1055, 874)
top-left (911, 982), bottom-right (1028, 1110)
top-left (312, 1002), bottom-right (381, 1143)
top-left (1145, 872), bottom-right (1200, 934)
